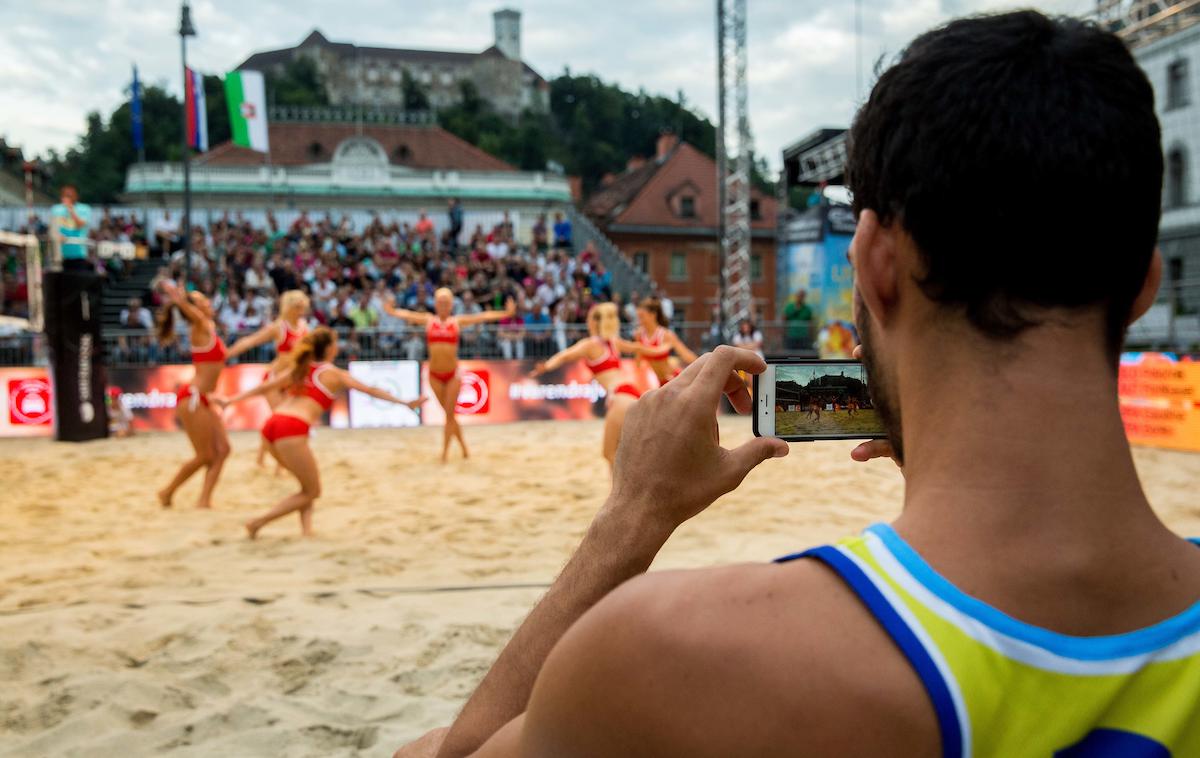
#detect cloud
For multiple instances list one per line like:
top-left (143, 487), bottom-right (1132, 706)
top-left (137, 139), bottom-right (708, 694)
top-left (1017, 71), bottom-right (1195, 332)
top-left (0, 0), bottom-right (1096, 171)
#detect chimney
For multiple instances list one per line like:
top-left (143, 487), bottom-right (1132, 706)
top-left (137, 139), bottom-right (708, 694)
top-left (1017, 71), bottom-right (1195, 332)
top-left (493, 8), bottom-right (521, 60)
top-left (656, 132), bottom-right (679, 161)
top-left (626, 156), bottom-right (646, 172)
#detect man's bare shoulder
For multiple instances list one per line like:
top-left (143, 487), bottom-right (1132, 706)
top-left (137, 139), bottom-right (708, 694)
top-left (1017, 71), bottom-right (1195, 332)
top-left (521, 560), bottom-right (939, 757)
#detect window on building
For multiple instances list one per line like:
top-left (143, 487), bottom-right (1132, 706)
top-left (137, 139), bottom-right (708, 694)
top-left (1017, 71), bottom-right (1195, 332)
top-left (751, 254), bottom-right (763, 281)
top-left (307, 142), bottom-right (324, 159)
top-left (669, 251), bottom-right (688, 280)
top-left (633, 251), bottom-right (649, 274)
top-left (441, 70), bottom-right (454, 86)
top-left (750, 199), bottom-right (762, 220)
top-left (680, 196), bottom-right (696, 218)
top-left (1169, 256), bottom-right (1184, 283)
top-left (394, 144), bottom-right (413, 162)
top-left (421, 68), bottom-right (432, 84)
top-left (366, 67), bottom-right (380, 83)
top-left (1168, 59), bottom-right (1191, 110)
top-left (1167, 147), bottom-right (1188, 208)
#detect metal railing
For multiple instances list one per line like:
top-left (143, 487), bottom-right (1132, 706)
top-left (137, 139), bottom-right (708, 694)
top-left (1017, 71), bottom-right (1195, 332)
top-left (567, 207), bottom-right (657, 298)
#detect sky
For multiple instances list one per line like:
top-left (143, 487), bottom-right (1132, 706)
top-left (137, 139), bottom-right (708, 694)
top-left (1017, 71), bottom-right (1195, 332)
top-left (1, 0), bottom-right (1091, 168)
top-left (777, 362), bottom-right (868, 388)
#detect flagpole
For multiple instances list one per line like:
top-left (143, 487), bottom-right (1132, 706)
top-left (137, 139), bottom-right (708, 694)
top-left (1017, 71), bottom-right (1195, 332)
top-left (179, 2), bottom-right (196, 286)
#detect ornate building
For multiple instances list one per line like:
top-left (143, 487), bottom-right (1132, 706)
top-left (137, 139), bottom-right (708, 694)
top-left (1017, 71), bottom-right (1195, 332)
top-left (237, 8), bottom-right (548, 119)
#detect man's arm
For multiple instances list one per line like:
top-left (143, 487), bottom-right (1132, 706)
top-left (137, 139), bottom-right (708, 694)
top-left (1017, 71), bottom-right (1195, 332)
top-left (427, 347), bottom-right (790, 757)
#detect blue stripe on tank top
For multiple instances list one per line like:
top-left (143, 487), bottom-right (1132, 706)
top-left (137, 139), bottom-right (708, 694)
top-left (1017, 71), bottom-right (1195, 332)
top-left (865, 523), bottom-right (1200, 661)
top-left (776, 546), bottom-right (963, 758)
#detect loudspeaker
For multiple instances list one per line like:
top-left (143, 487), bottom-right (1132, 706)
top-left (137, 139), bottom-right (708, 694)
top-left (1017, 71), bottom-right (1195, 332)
top-left (44, 271), bottom-right (108, 442)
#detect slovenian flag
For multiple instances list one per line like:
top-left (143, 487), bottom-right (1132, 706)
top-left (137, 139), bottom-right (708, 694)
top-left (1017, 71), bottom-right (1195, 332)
top-left (184, 67), bottom-right (208, 152)
top-left (224, 70), bottom-right (270, 153)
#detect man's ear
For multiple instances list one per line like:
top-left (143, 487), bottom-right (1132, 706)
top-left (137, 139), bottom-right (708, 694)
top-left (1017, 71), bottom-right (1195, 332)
top-left (1127, 248), bottom-right (1163, 326)
top-left (851, 210), bottom-right (900, 326)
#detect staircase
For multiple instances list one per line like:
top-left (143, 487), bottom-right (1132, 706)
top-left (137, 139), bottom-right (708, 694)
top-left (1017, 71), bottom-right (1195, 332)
top-left (567, 207), bottom-right (657, 298)
top-left (102, 259), bottom-right (161, 329)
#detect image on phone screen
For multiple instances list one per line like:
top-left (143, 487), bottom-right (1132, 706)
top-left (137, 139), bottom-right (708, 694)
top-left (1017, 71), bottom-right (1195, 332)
top-left (754, 360), bottom-right (886, 441)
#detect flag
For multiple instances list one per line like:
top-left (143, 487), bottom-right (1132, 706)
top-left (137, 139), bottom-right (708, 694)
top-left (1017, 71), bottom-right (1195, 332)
top-left (184, 67), bottom-right (208, 152)
top-left (224, 70), bottom-right (269, 153)
top-left (131, 64), bottom-right (144, 152)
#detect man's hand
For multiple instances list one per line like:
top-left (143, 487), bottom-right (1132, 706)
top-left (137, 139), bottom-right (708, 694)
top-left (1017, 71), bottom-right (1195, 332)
top-left (609, 346), bottom-right (789, 532)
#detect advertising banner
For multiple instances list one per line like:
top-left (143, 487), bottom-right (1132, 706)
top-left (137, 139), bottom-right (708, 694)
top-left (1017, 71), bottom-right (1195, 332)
top-left (0, 358), bottom-right (669, 437)
top-left (344, 360), bottom-right (421, 429)
top-left (777, 205), bottom-right (859, 358)
top-left (418, 358), bottom-right (657, 427)
top-left (44, 271), bottom-right (108, 441)
top-left (1, 367), bottom-right (53, 438)
top-left (1118, 352), bottom-right (1200, 453)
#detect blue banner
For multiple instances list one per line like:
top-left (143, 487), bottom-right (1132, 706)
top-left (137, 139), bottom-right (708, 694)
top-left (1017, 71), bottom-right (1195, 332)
top-left (131, 65), bottom-right (144, 152)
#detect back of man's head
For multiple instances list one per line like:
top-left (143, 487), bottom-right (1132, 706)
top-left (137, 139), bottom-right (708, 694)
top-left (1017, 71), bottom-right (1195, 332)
top-left (847, 10), bottom-right (1161, 359)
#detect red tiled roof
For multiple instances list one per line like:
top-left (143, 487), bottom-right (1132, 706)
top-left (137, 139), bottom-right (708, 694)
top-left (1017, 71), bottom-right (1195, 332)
top-left (585, 142), bottom-right (776, 231)
top-left (196, 123), bottom-right (515, 172)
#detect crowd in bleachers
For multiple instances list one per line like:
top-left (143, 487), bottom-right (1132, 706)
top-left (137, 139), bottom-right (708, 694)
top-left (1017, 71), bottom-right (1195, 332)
top-left (2, 201), bottom-right (685, 364)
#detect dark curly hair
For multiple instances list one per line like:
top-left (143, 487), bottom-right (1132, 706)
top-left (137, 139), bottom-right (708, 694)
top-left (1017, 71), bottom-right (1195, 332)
top-left (846, 10), bottom-right (1162, 360)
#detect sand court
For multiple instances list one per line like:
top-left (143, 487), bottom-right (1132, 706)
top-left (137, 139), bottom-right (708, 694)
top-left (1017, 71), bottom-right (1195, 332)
top-left (2, 418), bottom-right (1199, 756)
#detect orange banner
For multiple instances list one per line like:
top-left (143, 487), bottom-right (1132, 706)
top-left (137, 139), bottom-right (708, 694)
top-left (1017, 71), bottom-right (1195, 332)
top-left (1118, 352), bottom-right (1200, 453)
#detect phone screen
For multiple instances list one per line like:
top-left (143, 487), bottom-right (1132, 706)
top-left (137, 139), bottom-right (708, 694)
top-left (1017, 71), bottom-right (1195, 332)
top-left (754, 360), bottom-right (886, 441)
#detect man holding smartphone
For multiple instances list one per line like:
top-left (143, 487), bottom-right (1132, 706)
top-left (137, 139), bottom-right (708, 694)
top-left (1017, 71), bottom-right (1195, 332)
top-left (399, 11), bottom-right (1200, 757)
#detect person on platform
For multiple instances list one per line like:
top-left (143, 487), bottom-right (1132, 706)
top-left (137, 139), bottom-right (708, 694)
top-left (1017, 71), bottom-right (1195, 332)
top-left (155, 281), bottom-right (230, 510)
top-left (382, 288), bottom-right (515, 463)
top-left (50, 185), bottom-right (92, 272)
top-left (396, 11), bottom-right (1200, 757)
top-left (216, 327), bottom-right (422, 538)
top-left (531, 302), bottom-right (647, 468)
top-left (633, 297), bottom-right (697, 385)
top-left (783, 288), bottom-right (814, 352)
top-left (225, 290), bottom-right (312, 468)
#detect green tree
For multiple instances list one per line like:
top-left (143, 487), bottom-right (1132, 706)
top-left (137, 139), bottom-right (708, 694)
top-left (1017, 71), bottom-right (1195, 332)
top-left (265, 57), bottom-right (329, 107)
top-left (401, 70), bottom-right (430, 111)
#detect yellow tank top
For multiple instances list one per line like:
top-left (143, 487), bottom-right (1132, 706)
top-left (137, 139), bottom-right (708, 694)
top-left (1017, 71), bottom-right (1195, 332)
top-left (777, 524), bottom-right (1200, 757)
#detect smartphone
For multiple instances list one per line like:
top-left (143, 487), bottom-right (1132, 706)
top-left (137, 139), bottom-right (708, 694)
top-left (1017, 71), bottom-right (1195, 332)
top-left (753, 359), bottom-right (886, 441)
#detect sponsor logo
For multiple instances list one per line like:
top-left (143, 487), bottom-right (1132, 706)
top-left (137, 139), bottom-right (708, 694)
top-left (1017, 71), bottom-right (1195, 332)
top-left (120, 390), bottom-right (178, 410)
top-left (9, 378), bottom-right (52, 425)
top-left (508, 380), bottom-right (604, 402)
top-left (456, 370), bottom-right (490, 415)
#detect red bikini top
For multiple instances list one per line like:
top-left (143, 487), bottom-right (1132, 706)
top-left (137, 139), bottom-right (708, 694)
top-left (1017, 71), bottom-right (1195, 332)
top-left (427, 317), bottom-right (460, 345)
top-left (191, 327), bottom-right (227, 364)
top-left (277, 319), bottom-right (307, 354)
top-left (636, 327), bottom-right (671, 360)
top-left (584, 337), bottom-right (621, 376)
top-left (298, 362), bottom-right (335, 411)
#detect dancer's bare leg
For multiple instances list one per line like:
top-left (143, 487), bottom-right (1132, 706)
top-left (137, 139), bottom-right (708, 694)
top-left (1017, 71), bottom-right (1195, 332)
top-left (602, 394), bottom-right (635, 471)
top-left (159, 406), bottom-right (212, 508)
top-left (431, 378), bottom-right (455, 463)
top-left (194, 407), bottom-right (230, 509)
top-left (245, 437), bottom-right (320, 539)
top-left (443, 374), bottom-right (468, 460)
top-left (257, 387), bottom-right (283, 468)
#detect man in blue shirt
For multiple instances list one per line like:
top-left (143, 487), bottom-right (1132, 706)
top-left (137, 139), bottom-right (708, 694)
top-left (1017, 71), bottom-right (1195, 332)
top-left (50, 185), bottom-right (93, 272)
top-left (552, 212), bottom-right (572, 251)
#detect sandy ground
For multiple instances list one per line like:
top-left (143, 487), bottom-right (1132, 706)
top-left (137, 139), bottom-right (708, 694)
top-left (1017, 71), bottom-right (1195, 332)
top-left (2, 418), bottom-right (1199, 757)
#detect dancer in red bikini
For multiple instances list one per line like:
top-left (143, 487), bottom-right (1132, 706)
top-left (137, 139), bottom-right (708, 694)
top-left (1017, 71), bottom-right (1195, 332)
top-left (382, 287), bottom-right (514, 462)
top-left (216, 326), bottom-right (421, 538)
top-left (532, 302), bottom-right (644, 468)
top-left (634, 297), bottom-right (697, 386)
top-left (155, 281), bottom-right (230, 509)
top-left (225, 290), bottom-right (311, 467)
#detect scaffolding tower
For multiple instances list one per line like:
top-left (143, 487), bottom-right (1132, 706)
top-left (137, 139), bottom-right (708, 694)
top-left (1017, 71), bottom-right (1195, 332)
top-left (1095, 0), bottom-right (1200, 47)
top-left (717, 0), bottom-right (753, 336)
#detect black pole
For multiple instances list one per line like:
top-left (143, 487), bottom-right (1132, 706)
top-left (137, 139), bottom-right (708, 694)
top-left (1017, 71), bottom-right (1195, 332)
top-left (180, 31), bottom-right (192, 285)
top-left (179, 2), bottom-right (196, 286)
top-left (716, 0), bottom-right (728, 341)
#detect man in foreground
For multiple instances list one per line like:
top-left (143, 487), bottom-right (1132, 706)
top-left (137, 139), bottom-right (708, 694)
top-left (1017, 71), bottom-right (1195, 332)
top-left (400, 11), bottom-right (1200, 756)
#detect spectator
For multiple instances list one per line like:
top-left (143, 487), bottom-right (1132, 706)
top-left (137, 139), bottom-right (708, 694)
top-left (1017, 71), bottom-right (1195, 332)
top-left (348, 292), bottom-right (379, 329)
top-left (118, 297), bottom-right (153, 331)
top-left (783, 289), bottom-right (814, 351)
top-left (415, 209), bottom-right (435, 243)
top-left (532, 213), bottom-right (548, 252)
top-left (50, 185), bottom-right (93, 272)
top-left (447, 198), bottom-right (464, 251)
top-left (732, 318), bottom-right (764, 358)
top-left (589, 263), bottom-right (613, 300)
top-left (498, 303), bottom-right (527, 360)
top-left (656, 288), bottom-right (675, 324)
top-left (153, 211), bottom-right (179, 256)
top-left (552, 211), bottom-right (572, 250)
top-left (525, 301), bottom-right (552, 356)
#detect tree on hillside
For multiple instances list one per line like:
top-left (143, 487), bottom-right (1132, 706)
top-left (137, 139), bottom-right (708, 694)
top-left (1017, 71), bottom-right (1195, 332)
top-left (265, 57), bottom-right (329, 107)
